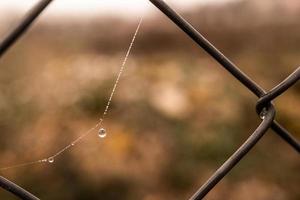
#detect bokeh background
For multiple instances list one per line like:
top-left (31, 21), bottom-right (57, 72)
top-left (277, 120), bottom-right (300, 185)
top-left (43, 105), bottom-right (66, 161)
top-left (0, 0), bottom-right (299, 199)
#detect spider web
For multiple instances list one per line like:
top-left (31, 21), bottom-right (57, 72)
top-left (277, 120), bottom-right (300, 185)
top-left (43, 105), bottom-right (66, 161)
top-left (0, 17), bottom-right (143, 172)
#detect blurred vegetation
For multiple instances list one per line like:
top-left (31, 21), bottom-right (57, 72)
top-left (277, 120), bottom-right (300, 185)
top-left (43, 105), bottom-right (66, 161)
top-left (0, 0), bottom-right (299, 199)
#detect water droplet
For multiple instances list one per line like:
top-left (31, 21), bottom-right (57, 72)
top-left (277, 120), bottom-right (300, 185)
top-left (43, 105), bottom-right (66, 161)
top-left (41, 159), bottom-right (47, 163)
top-left (98, 128), bottom-right (107, 138)
top-left (260, 108), bottom-right (268, 119)
top-left (48, 157), bottom-right (54, 163)
top-left (71, 143), bottom-right (75, 146)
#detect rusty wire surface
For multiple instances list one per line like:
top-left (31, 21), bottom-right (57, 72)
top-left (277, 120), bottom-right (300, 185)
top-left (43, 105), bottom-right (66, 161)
top-left (0, 0), bottom-right (299, 199)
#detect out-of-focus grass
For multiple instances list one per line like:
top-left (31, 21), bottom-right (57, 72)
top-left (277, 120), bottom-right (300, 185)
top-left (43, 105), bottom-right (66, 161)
top-left (0, 1), bottom-right (299, 199)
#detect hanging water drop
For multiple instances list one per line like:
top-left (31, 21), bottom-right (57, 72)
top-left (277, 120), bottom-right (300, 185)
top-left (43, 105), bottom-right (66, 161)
top-left (260, 108), bottom-right (268, 119)
top-left (98, 128), bottom-right (107, 138)
top-left (0, 18), bottom-right (143, 171)
top-left (48, 157), bottom-right (54, 163)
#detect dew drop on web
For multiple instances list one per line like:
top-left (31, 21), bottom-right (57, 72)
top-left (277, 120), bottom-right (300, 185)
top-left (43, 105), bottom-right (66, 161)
top-left (98, 128), bottom-right (107, 138)
top-left (48, 157), bottom-right (55, 163)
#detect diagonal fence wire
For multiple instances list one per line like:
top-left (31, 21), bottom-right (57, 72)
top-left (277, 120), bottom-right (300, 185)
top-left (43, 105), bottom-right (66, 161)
top-left (148, 0), bottom-right (300, 199)
top-left (190, 104), bottom-right (276, 199)
top-left (0, 0), bottom-right (52, 199)
top-left (0, 0), bottom-right (53, 58)
top-left (0, 176), bottom-right (39, 200)
top-left (148, 0), bottom-right (300, 153)
top-left (0, 0), bottom-right (299, 199)
top-left (256, 67), bottom-right (300, 114)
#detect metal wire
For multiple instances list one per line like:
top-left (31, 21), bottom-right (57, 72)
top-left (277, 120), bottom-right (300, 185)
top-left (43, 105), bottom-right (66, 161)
top-left (0, 0), bottom-right (52, 199)
top-left (148, 0), bottom-right (300, 152)
top-left (0, 176), bottom-right (39, 200)
top-left (148, 0), bottom-right (300, 199)
top-left (0, 0), bottom-right (299, 199)
top-left (0, 0), bottom-right (53, 57)
top-left (190, 104), bottom-right (276, 200)
top-left (256, 67), bottom-right (300, 114)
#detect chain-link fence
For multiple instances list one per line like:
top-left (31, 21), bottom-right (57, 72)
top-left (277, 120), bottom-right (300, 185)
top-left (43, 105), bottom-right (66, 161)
top-left (0, 0), bottom-right (299, 199)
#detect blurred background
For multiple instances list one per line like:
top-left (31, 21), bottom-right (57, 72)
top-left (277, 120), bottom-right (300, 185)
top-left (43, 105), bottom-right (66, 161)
top-left (0, 0), bottom-right (299, 199)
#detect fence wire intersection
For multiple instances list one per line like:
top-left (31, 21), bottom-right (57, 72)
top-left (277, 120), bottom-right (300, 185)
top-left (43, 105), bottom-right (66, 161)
top-left (0, 0), bottom-right (299, 199)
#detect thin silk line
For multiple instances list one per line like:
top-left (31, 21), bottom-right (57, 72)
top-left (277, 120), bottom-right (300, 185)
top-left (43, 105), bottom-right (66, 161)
top-left (0, 17), bottom-right (143, 172)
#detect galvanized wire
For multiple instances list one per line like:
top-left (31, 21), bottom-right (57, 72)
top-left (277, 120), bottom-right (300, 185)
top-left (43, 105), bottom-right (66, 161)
top-left (0, 0), bottom-right (299, 199)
